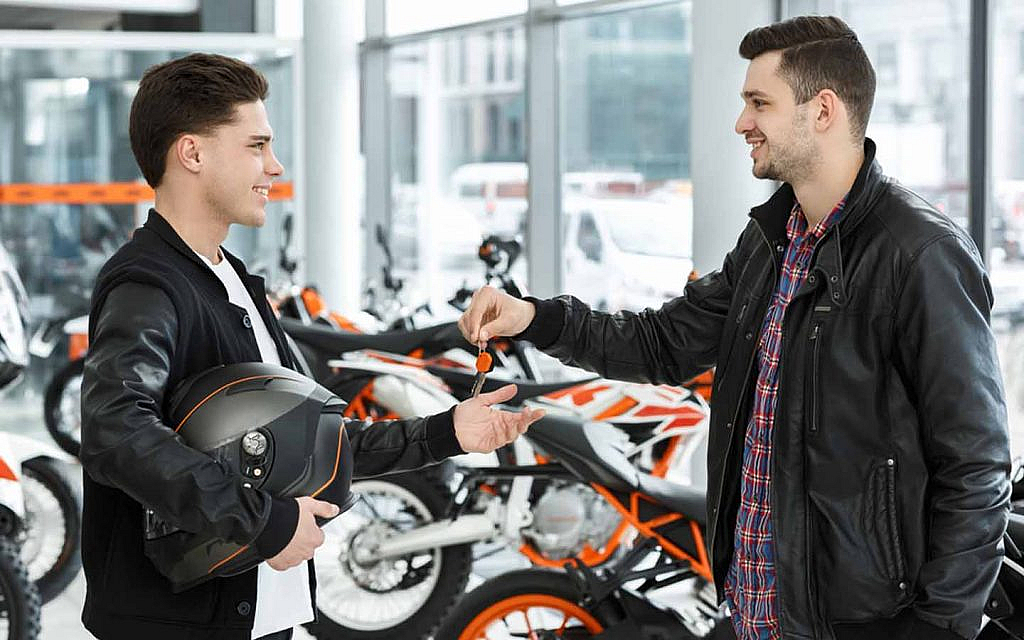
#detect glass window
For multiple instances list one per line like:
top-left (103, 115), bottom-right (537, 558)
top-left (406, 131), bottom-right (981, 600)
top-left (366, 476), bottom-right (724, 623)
top-left (787, 1), bottom-right (971, 230)
top-left (388, 28), bottom-right (528, 317)
top-left (0, 46), bottom-right (295, 410)
top-left (992, 0), bottom-right (1024, 457)
top-left (560, 2), bottom-right (693, 313)
top-left (386, 0), bottom-right (527, 37)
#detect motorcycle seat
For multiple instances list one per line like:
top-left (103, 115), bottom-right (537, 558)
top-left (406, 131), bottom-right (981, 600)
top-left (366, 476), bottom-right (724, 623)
top-left (281, 317), bottom-right (465, 357)
top-left (635, 474), bottom-right (707, 526)
top-left (527, 414), bottom-right (707, 525)
top-left (526, 413), bottom-right (640, 492)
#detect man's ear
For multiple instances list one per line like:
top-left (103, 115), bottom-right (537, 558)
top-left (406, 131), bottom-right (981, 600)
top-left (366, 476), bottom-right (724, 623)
top-left (173, 134), bottom-right (203, 176)
top-left (813, 89), bottom-right (842, 133)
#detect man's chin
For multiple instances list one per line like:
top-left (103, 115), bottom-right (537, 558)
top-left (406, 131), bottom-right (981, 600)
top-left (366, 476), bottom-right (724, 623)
top-left (235, 208), bottom-right (267, 228)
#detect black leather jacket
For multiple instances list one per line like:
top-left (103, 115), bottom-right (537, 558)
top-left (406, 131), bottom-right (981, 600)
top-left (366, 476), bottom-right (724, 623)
top-left (79, 210), bottom-right (462, 639)
top-left (520, 140), bottom-right (1011, 640)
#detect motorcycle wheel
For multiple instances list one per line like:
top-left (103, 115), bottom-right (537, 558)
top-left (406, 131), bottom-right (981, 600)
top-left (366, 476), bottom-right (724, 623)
top-left (0, 536), bottom-right (41, 640)
top-left (435, 569), bottom-right (609, 639)
top-left (42, 358), bottom-right (84, 458)
top-left (304, 473), bottom-right (472, 640)
top-left (18, 458), bottom-right (82, 604)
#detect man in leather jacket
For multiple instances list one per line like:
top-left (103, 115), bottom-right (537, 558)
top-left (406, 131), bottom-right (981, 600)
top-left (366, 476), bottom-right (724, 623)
top-left (459, 16), bottom-right (1010, 640)
top-left (79, 53), bottom-right (544, 640)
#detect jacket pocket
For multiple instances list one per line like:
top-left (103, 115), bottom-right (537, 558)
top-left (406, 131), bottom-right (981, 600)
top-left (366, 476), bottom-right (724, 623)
top-left (867, 458), bottom-right (908, 589)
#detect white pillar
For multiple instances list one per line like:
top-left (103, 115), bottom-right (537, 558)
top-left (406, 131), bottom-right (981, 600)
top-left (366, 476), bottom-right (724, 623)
top-left (303, 0), bottom-right (364, 311)
top-left (690, 0), bottom-right (775, 275)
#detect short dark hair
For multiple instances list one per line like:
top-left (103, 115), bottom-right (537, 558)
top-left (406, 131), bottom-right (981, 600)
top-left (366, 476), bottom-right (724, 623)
top-left (739, 16), bottom-right (875, 139)
top-left (129, 53), bottom-right (269, 187)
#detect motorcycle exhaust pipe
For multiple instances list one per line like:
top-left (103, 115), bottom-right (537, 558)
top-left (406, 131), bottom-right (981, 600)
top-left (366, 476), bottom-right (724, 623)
top-left (355, 515), bottom-right (498, 562)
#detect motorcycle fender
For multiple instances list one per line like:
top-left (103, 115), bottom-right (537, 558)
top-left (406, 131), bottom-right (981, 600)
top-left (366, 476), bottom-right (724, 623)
top-left (0, 432), bottom-right (76, 465)
top-left (63, 315), bottom-right (89, 336)
top-left (0, 439), bottom-right (24, 518)
top-left (371, 374), bottom-right (457, 416)
top-left (451, 451), bottom-right (499, 467)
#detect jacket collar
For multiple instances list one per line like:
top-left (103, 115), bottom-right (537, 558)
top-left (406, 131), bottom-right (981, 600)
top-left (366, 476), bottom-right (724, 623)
top-left (142, 208), bottom-right (292, 367)
top-left (749, 138), bottom-right (887, 308)
top-left (142, 208), bottom-right (262, 288)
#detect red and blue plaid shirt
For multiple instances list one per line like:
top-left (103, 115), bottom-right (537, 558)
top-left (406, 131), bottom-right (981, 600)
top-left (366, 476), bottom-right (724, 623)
top-left (723, 197), bottom-right (846, 640)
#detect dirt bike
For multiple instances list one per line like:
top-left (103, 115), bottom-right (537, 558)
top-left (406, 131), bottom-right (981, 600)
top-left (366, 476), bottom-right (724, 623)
top-left (429, 410), bottom-right (727, 639)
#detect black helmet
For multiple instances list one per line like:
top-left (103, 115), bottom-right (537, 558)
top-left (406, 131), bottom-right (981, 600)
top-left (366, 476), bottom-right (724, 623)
top-left (144, 362), bottom-right (357, 593)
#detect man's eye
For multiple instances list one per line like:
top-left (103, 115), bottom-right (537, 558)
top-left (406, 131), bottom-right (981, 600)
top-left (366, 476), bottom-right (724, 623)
top-left (753, 100), bottom-right (765, 108)
top-left (253, 142), bottom-right (265, 150)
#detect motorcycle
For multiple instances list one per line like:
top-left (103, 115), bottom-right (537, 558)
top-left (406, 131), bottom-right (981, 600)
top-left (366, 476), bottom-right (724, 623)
top-left (432, 412), bottom-right (727, 639)
top-left (1, 242), bottom-right (87, 638)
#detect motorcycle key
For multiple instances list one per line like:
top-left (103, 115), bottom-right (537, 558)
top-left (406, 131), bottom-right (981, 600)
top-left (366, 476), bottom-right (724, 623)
top-left (470, 348), bottom-right (493, 398)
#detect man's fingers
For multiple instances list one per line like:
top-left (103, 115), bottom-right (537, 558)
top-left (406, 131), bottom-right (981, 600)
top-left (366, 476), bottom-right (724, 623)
top-left (514, 409), bottom-right (543, 434)
top-left (464, 288), bottom-right (493, 343)
top-left (477, 383), bottom-right (517, 406)
top-left (479, 320), bottom-right (500, 344)
top-left (308, 499), bottom-right (341, 519)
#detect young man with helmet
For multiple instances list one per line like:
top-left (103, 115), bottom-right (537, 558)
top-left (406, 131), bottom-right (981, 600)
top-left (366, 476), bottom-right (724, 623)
top-left (79, 53), bottom-right (543, 640)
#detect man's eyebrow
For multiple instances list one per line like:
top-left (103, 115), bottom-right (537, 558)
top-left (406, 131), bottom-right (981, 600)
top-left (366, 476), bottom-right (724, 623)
top-left (248, 134), bottom-right (273, 142)
top-left (741, 90), bottom-right (770, 100)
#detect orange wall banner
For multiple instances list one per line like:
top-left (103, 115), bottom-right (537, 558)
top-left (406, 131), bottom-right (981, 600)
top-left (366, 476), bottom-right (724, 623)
top-left (0, 181), bottom-right (294, 205)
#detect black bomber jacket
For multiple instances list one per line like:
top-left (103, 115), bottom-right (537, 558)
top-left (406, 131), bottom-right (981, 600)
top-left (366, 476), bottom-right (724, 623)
top-left (79, 210), bottom-right (462, 640)
top-left (520, 139), bottom-right (1011, 640)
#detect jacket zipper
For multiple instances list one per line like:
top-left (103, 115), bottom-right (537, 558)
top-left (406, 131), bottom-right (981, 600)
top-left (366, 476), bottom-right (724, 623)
top-left (883, 457), bottom-right (908, 589)
top-left (808, 322), bottom-right (822, 433)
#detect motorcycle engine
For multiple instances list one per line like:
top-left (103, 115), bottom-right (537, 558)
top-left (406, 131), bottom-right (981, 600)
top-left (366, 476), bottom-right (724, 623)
top-left (524, 482), bottom-right (622, 560)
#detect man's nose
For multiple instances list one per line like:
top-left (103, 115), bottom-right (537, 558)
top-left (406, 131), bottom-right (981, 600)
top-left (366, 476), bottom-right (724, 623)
top-left (735, 109), bottom-right (753, 135)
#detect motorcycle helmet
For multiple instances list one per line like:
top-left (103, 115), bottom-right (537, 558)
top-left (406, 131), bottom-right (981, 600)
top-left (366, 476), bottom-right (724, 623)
top-left (144, 362), bottom-right (357, 593)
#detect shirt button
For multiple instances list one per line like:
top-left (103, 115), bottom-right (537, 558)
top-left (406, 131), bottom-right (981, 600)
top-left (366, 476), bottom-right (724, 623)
top-left (236, 601), bottom-right (252, 616)
top-left (745, 332), bottom-right (754, 340)
top-left (830, 275), bottom-right (839, 283)
top-left (808, 274), bottom-right (817, 284)
top-left (242, 314), bottom-right (252, 328)
top-left (726, 422), bottom-right (733, 430)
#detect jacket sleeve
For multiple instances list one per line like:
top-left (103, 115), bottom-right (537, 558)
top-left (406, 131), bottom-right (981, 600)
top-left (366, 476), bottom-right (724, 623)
top-left (893, 234), bottom-right (1011, 640)
top-left (80, 282), bottom-right (298, 559)
top-left (345, 408), bottom-right (463, 479)
top-left (517, 224), bottom-right (751, 385)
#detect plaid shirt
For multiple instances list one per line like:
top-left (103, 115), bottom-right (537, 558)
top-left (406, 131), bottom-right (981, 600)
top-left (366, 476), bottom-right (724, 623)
top-left (724, 197), bottom-right (846, 640)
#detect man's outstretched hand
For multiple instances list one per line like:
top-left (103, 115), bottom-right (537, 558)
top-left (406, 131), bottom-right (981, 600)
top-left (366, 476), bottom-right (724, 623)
top-left (453, 384), bottom-right (544, 453)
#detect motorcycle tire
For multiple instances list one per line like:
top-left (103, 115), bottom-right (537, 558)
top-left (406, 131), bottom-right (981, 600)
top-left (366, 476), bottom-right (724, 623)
top-left (19, 457), bottom-right (82, 604)
top-left (0, 535), bottom-right (41, 640)
top-left (304, 473), bottom-right (472, 640)
top-left (42, 358), bottom-right (84, 458)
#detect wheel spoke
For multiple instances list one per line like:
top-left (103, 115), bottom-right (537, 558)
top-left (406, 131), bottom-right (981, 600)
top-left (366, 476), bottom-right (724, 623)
top-left (556, 613), bottom-right (571, 635)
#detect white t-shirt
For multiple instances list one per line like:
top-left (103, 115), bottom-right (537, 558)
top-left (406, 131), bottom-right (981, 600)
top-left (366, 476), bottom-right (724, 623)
top-left (196, 249), bottom-right (314, 639)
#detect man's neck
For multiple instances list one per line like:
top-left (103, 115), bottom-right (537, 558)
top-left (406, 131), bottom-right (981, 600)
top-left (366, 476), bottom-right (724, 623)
top-left (791, 144), bottom-right (865, 227)
top-left (153, 190), bottom-right (228, 264)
